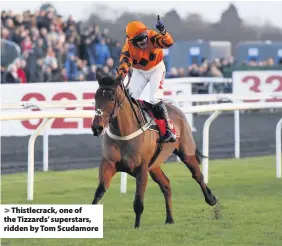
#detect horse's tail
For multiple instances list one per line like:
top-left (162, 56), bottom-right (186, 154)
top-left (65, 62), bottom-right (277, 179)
top-left (195, 148), bottom-right (208, 165)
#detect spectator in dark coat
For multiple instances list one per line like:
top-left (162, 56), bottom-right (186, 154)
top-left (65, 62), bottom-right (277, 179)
top-left (34, 38), bottom-right (45, 59)
top-left (26, 50), bottom-right (39, 82)
top-left (5, 64), bottom-right (21, 83)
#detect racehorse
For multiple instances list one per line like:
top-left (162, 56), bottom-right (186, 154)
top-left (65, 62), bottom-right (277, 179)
top-left (91, 71), bottom-right (218, 228)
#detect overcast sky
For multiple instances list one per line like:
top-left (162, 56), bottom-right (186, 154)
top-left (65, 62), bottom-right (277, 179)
top-left (1, 1), bottom-right (282, 27)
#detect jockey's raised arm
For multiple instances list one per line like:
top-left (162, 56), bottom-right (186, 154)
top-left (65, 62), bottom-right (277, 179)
top-left (149, 29), bottom-right (174, 49)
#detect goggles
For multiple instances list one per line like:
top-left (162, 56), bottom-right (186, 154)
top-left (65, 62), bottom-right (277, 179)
top-left (133, 32), bottom-right (148, 42)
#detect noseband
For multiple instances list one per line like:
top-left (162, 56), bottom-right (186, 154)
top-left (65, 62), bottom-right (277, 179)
top-left (95, 79), bottom-right (143, 132)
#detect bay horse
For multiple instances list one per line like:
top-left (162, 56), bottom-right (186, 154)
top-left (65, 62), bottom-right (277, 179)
top-left (91, 72), bottom-right (218, 228)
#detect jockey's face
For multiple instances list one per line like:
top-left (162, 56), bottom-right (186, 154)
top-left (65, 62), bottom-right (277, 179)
top-left (134, 31), bottom-right (148, 49)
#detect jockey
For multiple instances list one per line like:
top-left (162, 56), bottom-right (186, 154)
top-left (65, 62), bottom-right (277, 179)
top-left (117, 16), bottom-right (176, 143)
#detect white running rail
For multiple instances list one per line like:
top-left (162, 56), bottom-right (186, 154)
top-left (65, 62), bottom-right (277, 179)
top-left (2, 93), bottom-right (282, 170)
top-left (276, 118), bottom-right (282, 179)
top-left (2, 93), bottom-right (282, 110)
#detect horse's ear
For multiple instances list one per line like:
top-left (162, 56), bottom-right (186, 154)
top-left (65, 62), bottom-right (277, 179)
top-left (96, 67), bottom-right (104, 85)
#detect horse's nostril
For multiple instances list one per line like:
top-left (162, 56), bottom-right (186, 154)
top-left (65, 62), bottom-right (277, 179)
top-left (92, 125), bottom-right (104, 136)
top-left (98, 126), bottom-right (104, 134)
top-left (92, 128), bottom-right (97, 136)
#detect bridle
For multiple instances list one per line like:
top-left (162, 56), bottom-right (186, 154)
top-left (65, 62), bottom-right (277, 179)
top-left (95, 86), bottom-right (126, 125)
top-left (95, 80), bottom-right (143, 129)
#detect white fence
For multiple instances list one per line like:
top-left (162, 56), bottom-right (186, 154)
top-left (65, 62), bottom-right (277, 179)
top-left (2, 92), bottom-right (282, 173)
top-left (1, 102), bottom-right (282, 201)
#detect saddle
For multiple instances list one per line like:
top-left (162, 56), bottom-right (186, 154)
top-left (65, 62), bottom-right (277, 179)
top-left (132, 98), bottom-right (177, 137)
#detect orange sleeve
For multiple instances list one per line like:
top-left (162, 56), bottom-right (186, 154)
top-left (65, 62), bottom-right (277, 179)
top-left (117, 42), bottom-right (133, 79)
top-left (149, 30), bottom-right (174, 49)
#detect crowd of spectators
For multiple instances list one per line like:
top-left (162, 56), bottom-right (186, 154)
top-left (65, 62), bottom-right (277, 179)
top-left (165, 57), bottom-right (281, 93)
top-left (1, 8), bottom-right (281, 85)
top-left (165, 57), bottom-right (279, 79)
top-left (1, 8), bottom-right (122, 84)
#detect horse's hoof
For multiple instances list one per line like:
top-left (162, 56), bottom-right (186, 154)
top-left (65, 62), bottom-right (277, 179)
top-left (165, 218), bottom-right (174, 224)
top-left (205, 195), bottom-right (218, 206)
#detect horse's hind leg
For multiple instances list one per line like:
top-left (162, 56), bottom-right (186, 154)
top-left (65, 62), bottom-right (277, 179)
top-left (92, 158), bottom-right (116, 204)
top-left (175, 148), bottom-right (217, 206)
top-left (150, 167), bottom-right (174, 224)
top-left (174, 117), bottom-right (217, 206)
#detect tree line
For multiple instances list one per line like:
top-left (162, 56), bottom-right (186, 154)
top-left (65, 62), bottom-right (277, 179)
top-left (81, 3), bottom-right (282, 54)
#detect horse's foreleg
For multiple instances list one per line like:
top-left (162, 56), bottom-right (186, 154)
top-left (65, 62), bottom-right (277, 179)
top-left (92, 158), bottom-right (116, 205)
top-left (150, 167), bottom-right (174, 224)
top-left (175, 150), bottom-right (217, 206)
top-left (133, 166), bottom-right (148, 228)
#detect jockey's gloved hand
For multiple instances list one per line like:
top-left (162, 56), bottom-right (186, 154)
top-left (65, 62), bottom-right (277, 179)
top-left (155, 15), bottom-right (166, 34)
top-left (115, 67), bottom-right (124, 80)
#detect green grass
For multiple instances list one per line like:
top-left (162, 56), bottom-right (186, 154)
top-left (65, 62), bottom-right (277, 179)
top-left (1, 155), bottom-right (282, 246)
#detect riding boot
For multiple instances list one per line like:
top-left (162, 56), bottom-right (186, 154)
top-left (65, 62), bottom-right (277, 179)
top-left (155, 101), bottom-right (177, 143)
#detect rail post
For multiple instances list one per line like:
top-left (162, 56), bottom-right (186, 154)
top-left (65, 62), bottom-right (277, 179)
top-left (27, 118), bottom-right (52, 200)
top-left (202, 111), bottom-right (222, 184)
top-left (234, 109), bottom-right (240, 158)
top-left (276, 118), bottom-right (282, 178)
top-left (120, 172), bottom-right (127, 193)
top-left (43, 122), bottom-right (50, 172)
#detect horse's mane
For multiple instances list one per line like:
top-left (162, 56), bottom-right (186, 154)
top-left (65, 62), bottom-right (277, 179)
top-left (99, 76), bottom-right (117, 86)
top-left (98, 75), bottom-right (132, 96)
top-left (125, 88), bottom-right (132, 97)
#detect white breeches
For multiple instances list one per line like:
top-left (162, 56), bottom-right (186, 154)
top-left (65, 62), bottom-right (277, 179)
top-left (124, 61), bottom-right (166, 104)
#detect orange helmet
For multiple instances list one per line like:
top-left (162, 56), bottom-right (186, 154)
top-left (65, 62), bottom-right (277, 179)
top-left (126, 21), bottom-right (147, 40)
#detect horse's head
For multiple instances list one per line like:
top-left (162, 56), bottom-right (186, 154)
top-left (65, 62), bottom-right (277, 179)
top-left (91, 68), bottom-right (125, 136)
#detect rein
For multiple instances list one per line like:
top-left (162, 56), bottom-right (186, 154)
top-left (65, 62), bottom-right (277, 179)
top-left (117, 67), bottom-right (145, 127)
top-left (96, 75), bottom-right (150, 140)
top-left (96, 82), bottom-right (144, 135)
top-left (120, 79), bottom-right (143, 129)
